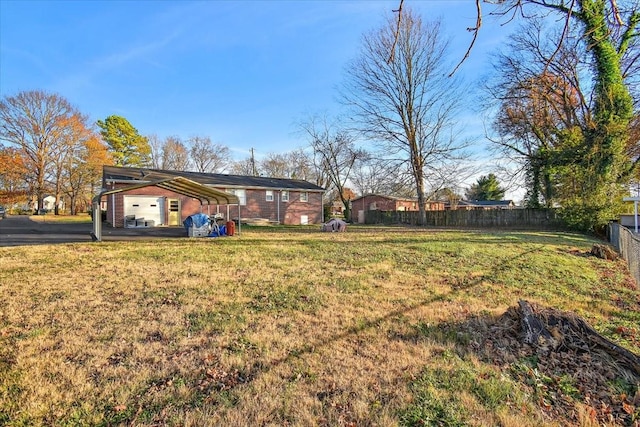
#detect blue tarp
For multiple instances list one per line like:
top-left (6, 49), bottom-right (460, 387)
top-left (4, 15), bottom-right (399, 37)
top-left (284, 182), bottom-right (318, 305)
top-left (209, 225), bottom-right (226, 237)
top-left (183, 213), bottom-right (209, 231)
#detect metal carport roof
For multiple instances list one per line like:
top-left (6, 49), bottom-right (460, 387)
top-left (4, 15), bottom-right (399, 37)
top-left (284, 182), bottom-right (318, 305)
top-left (91, 176), bottom-right (240, 241)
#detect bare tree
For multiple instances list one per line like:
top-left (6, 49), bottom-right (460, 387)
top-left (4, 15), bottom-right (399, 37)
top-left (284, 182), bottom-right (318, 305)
top-left (286, 148), bottom-right (316, 182)
top-left (350, 154), bottom-right (385, 196)
top-left (50, 113), bottom-right (95, 214)
top-left (258, 150), bottom-right (317, 180)
top-left (0, 90), bottom-right (78, 212)
top-left (63, 124), bottom-right (110, 215)
top-left (159, 136), bottom-right (190, 171)
top-left (350, 154), bottom-right (414, 197)
top-left (189, 136), bottom-right (231, 173)
top-left (260, 153), bottom-right (290, 178)
top-left (300, 116), bottom-right (366, 221)
top-left (230, 157), bottom-right (260, 176)
top-left (433, 186), bottom-right (463, 209)
top-left (148, 134), bottom-right (163, 169)
top-left (341, 10), bottom-right (470, 225)
top-left (423, 160), bottom-right (480, 202)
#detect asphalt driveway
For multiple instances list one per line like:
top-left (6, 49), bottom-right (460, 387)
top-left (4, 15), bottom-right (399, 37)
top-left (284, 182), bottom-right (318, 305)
top-left (0, 215), bottom-right (187, 247)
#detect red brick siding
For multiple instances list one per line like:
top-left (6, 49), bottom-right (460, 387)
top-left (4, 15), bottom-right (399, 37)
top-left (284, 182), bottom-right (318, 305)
top-left (353, 195), bottom-right (418, 212)
top-left (105, 183), bottom-right (322, 227)
top-left (217, 190), bottom-right (322, 225)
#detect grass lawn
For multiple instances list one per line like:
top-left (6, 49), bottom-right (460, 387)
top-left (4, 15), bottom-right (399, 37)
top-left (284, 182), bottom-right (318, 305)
top-left (0, 226), bottom-right (638, 426)
top-left (28, 213), bottom-right (92, 224)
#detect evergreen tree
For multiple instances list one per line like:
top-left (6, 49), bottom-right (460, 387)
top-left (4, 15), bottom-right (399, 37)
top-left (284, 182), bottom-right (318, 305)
top-left (466, 174), bottom-right (505, 201)
top-left (96, 115), bottom-right (151, 167)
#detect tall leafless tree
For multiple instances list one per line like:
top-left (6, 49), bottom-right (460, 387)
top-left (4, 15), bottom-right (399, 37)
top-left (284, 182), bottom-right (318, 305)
top-left (350, 154), bottom-right (414, 197)
top-left (148, 134), bottom-right (163, 169)
top-left (258, 149), bottom-right (316, 181)
top-left (299, 115), bottom-right (366, 221)
top-left (286, 148), bottom-right (316, 182)
top-left (189, 136), bottom-right (231, 173)
top-left (260, 153), bottom-right (290, 178)
top-left (230, 157), bottom-right (260, 176)
top-left (50, 113), bottom-right (96, 214)
top-left (341, 10), bottom-right (470, 225)
top-left (158, 136), bottom-right (190, 171)
top-left (0, 90), bottom-right (78, 212)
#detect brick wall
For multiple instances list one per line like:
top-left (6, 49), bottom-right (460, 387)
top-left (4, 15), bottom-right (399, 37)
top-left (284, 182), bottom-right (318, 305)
top-left (105, 183), bottom-right (322, 227)
top-left (217, 189), bottom-right (322, 224)
top-left (353, 195), bottom-right (418, 213)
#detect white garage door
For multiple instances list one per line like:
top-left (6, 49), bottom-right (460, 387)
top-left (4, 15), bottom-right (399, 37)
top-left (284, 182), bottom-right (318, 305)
top-left (124, 196), bottom-right (164, 225)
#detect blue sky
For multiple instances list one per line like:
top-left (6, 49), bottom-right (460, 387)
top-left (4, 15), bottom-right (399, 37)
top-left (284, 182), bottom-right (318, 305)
top-left (1, 0), bottom-right (510, 165)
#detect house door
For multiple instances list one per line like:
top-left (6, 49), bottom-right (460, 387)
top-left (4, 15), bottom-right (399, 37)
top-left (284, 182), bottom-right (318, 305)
top-left (168, 199), bottom-right (181, 226)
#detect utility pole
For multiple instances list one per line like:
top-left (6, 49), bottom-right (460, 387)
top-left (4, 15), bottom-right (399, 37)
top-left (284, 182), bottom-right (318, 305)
top-left (250, 147), bottom-right (257, 176)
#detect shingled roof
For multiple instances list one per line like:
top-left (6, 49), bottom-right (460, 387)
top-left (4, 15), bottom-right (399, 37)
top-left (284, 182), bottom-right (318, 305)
top-left (103, 166), bottom-right (325, 192)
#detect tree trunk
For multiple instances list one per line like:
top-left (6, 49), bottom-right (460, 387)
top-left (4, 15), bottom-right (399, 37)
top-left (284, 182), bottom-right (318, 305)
top-left (518, 300), bottom-right (554, 345)
top-left (55, 186), bottom-right (61, 215)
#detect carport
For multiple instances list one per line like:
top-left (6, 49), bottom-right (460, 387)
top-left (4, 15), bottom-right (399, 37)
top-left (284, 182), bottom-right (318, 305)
top-left (91, 176), bottom-right (240, 242)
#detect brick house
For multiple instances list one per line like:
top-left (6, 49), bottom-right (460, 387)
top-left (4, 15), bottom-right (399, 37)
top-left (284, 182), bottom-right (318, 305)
top-left (351, 194), bottom-right (445, 224)
top-left (101, 166), bottom-right (325, 228)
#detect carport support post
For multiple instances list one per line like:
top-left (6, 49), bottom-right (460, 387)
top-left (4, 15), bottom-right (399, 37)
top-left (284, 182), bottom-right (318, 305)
top-left (92, 197), bottom-right (102, 241)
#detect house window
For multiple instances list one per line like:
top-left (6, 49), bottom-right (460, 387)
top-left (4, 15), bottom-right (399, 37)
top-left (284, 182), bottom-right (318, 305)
top-left (300, 192), bottom-right (308, 202)
top-left (281, 191), bottom-right (289, 202)
top-left (226, 189), bottom-right (246, 205)
top-left (266, 190), bottom-right (274, 202)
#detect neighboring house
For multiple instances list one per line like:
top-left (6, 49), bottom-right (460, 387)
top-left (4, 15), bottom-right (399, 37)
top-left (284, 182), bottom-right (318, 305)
top-left (351, 194), bottom-right (445, 224)
top-left (101, 166), bottom-right (325, 228)
top-left (42, 196), bottom-right (64, 212)
top-left (446, 200), bottom-right (516, 210)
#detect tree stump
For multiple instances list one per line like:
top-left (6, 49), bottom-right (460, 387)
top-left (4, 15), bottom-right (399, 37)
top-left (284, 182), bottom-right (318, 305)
top-left (591, 243), bottom-right (618, 260)
top-left (518, 299), bottom-right (554, 346)
top-left (517, 300), bottom-right (640, 376)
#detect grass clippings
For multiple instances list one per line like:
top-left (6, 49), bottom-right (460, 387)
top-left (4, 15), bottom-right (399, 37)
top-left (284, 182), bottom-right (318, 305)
top-left (0, 226), bottom-right (638, 426)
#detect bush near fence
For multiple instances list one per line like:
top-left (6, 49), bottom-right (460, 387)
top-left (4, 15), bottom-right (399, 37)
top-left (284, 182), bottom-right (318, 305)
top-left (364, 208), bottom-right (564, 229)
top-left (607, 222), bottom-right (640, 286)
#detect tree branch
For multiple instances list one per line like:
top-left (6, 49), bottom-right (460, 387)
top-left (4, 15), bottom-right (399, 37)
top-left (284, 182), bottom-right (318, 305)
top-left (387, 0), bottom-right (404, 64)
top-left (449, 0), bottom-right (482, 77)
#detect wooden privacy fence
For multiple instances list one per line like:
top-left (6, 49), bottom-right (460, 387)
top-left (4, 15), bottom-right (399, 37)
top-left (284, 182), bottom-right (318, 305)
top-left (608, 222), bottom-right (640, 286)
top-left (364, 208), bottom-right (564, 229)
